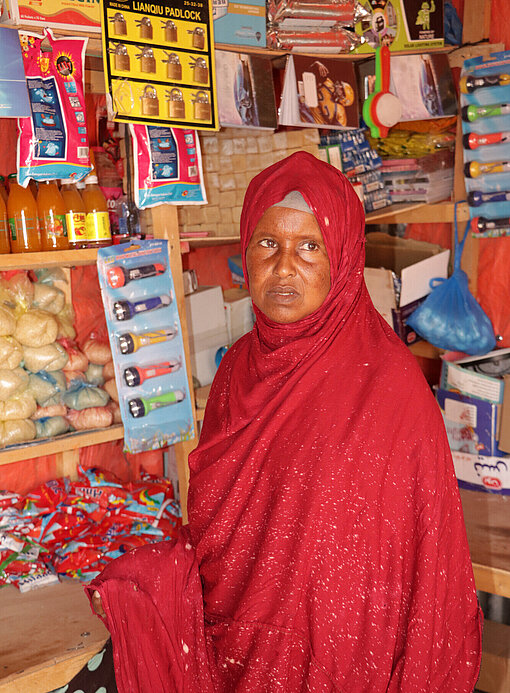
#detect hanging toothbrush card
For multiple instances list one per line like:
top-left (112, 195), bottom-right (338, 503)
top-left (97, 239), bottom-right (195, 453)
top-left (100, 0), bottom-right (218, 130)
top-left (461, 49), bottom-right (510, 237)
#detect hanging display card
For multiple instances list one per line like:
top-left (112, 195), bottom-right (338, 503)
top-left (100, 0), bottom-right (218, 130)
top-left (97, 239), bottom-right (195, 453)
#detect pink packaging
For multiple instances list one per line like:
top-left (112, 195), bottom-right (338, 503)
top-left (17, 29), bottom-right (92, 187)
top-left (130, 125), bottom-right (207, 208)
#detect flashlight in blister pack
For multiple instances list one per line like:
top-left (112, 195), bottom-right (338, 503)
top-left (464, 159), bottom-right (510, 179)
top-left (463, 131), bottom-right (510, 150)
top-left (113, 294), bottom-right (172, 321)
top-left (123, 360), bottom-right (181, 387)
top-left (118, 328), bottom-right (177, 355)
top-left (128, 390), bottom-right (185, 418)
top-left (107, 263), bottom-right (165, 289)
top-left (472, 216), bottom-right (510, 235)
top-left (460, 73), bottom-right (510, 94)
top-left (468, 189), bottom-right (510, 206)
top-left (461, 103), bottom-right (510, 123)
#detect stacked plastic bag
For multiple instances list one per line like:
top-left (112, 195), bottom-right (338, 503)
top-left (0, 466), bottom-right (181, 591)
top-left (0, 271), bottom-right (117, 449)
top-left (267, 0), bottom-right (366, 52)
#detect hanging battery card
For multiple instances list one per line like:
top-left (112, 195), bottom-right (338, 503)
top-left (100, 0), bottom-right (219, 130)
top-left (97, 239), bottom-right (195, 453)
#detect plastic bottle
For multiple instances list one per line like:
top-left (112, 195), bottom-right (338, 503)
top-left (0, 176), bottom-right (8, 204)
top-left (82, 174), bottom-right (112, 247)
top-left (61, 179), bottom-right (87, 249)
top-left (0, 191), bottom-right (10, 254)
top-left (37, 181), bottom-right (69, 251)
top-left (7, 174), bottom-right (42, 253)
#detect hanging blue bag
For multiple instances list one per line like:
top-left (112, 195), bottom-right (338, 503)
top-left (406, 204), bottom-right (496, 355)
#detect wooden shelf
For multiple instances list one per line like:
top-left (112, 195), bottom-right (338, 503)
top-left (0, 425), bottom-right (124, 466)
top-left (366, 201), bottom-right (470, 225)
top-left (0, 581), bottom-right (108, 693)
top-left (184, 235), bottom-right (241, 248)
top-left (0, 248), bottom-right (98, 270)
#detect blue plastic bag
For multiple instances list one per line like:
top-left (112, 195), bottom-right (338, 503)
top-left (407, 206), bottom-right (496, 355)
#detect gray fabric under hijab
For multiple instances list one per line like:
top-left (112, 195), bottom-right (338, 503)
top-left (271, 190), bottom-right (313, 215)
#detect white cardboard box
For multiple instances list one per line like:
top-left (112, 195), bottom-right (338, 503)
top-left (185, 286), bottom-right (229, 387)
top-left (223, 288), bottom-right (254, 344)
top-left (452, 450), bottom-right (510, 495)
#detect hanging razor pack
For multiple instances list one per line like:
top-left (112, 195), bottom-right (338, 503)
top-left (97, 239), bottom-right (194, 453)
top-left (461, 49), bottom-right (510, 235)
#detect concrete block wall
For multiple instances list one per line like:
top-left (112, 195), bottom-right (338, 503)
top-left (178, 128), bottom-right (324, 239)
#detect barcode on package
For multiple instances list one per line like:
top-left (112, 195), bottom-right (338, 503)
top-left (77, 147), bottom-right (89, 158)
top-left (188, 165), bottom-right (197, 177)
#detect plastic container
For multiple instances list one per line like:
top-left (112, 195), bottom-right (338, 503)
top-left (82, 174), bottom-right (112, 247)
top-left (0, 190), bottom-right (10, 254)
top-left (37, 181), bottom-right (69, 251)
top-left (0, 175), bottom-right (8, 204)
top-left (61, 178), bottom-right (87, 249)
top-left (7, 173), bottom-right (42, 253)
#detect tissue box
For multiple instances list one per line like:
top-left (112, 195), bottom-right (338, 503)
top-left (185, 286), bottom-right (229, 387)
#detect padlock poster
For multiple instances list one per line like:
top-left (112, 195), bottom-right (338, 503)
top-left (100, 0), bottom-right (218, 129)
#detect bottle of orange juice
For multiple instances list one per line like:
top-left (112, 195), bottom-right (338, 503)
top-left (0, 191), bottom-right (10, 254)
top-left (37, 181), bottom-right (69, 251)
top-left (82, 173), bottom-right (112, 247)
top-left (7, 174), bottom-right (42, 253)
top-left (0, 176), bottom-right (8, 205)
top-left (61, 179), bottom-right (87, 249)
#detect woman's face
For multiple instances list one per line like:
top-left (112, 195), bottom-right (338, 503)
top-left (246, 206), bottom-right (331, 324)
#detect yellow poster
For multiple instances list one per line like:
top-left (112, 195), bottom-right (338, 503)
top-left (101, 0), bottom-right (218, 130)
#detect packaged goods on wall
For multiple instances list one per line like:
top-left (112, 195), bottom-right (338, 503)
top-left (213, 0), bottom-right (266, 47)
top-left (12, 0), bottom-right (101, 32)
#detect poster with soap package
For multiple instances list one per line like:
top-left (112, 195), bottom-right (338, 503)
top-left (97, 239), bottom-right (195, 453)
top-left (461, 49), bottom-right (510, 238)
top-left (0, 27), bottom-right (30, 118)
top-left (100, 0), bottom-right (219, 130)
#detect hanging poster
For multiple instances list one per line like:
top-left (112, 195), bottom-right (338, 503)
top-left (100, 0), bottom-right (219, 130)
top-left (97, 239), bottom-right (196, 453)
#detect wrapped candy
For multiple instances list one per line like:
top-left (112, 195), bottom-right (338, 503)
top-left (0, 419), bottom-right (36, 447)
top-left (55, 305), bottom-right (77, 340)
top-left (22, 342), bottom-right (69, 372)
top-left (0, 368), bottom-right (29, 402)
top-left (34, 416), bottom-right (70, 439)
top-left (32, 283), bottom-right (66, 315)
top-left (0, 392), bottom-right (37, 420)
top-left (267, 25), bottom-right (359, 51)
top-left (0, 336), bottom-right (23, 369)
top-left (32, 403), bottom-right (67, 419)
top-left (27, 371), bottom-right (67, 407)
top-left (267, 0), bottom-right (356, 24)
top-left (0, 304), bottom-right (16, 336)
top-left (63, 381), bottom-right (110, 410)
top-left (85, 363), bottom-right (104, 386)
top-left (14, 309), bottom-right (58, 347)
top-left (66, 406), bottom-right (113, 430)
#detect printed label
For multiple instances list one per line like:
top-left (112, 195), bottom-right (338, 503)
top-left (66, 211), bottom-right (87, 243)
top-left (8, 218), bottom-right (16, 241)
top-left (43, 213), bottom-right (68, 238)
top-left (86, 211), bottom-right (111, 241)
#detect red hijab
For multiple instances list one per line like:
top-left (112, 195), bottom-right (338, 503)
top-left (188, 152), bottom-right (481, 691)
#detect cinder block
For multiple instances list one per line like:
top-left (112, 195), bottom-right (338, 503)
top-left (200, 136), bottom-right (219, 154)
top-left (232, 206), bottom-right (243, 224)
top-left (272, 131), bottom-right (288, 150)
top-left (245, 137), bottom-right (259, 154)
top-left (257, 135), bottom-right (274, 153)
top-left (232, 154), bottom-right (247, 171)
top-left (219, 173), bottom-right (236, 191)
top-left (218, 156), bottom-right (234, 173)
top-left (219, 138), bottom-right (234, 156)
top-left (219, 191), bottom-right (236, 208)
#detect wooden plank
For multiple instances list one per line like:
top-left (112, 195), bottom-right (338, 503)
top-left (0, 426), bottom-right (124, 467)
top-left (0, 249), bottom-right (98, 271)
top-left (54, 449), bottom-right (80, 480)
top-left (0, 582), bottom-right (108, 692)
top-left (460, 488), bottom-right (510, 599)
top-left (151, 205), bottom-right (198, 523)
top-left (365, 201), bottom-right (470, 225)
top-left (477, 619), bottom-right (510, 693)
top-left (462, 0), bottom-right (492, 44)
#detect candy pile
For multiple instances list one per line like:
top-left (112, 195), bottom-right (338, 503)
top-left (0, 466), bottom-right (181, 592)
top-left (0, 270), bottom-right (119, 449)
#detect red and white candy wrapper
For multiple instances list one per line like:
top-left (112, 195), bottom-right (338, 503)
top-left (268, 0), bottom-right (356, 24)
top-left (267, 26), bottom-right (360, 51)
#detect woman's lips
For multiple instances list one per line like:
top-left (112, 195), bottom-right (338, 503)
top-left (267, 286), bottom-right (299, 303)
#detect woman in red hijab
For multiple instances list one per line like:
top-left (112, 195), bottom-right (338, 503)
top-left (89, 151), bottom-right (481, 692)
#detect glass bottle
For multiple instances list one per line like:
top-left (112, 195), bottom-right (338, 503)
top-left (37, 181), bottom-right (69, 251)
top-left (82, 174), bottom-right (112, 248)
top-left (61, 179), bottom-right (87, 249)
top-left (0, 191), bottom-right (10, 254)
top-left (0, 175), bottom-right (8, 204)
top-left (7, 174), bottom-right (42, 253)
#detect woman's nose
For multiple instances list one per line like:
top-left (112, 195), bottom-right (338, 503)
top-left (273, 248), bottom-right (296, 277)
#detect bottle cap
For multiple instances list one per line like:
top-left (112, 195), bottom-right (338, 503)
top-left (8, 173), bottom-right (17, 180)
top-left (85, 174), bottom-right (99, 184)
top-left (60, 178), bottom-right (76, 185)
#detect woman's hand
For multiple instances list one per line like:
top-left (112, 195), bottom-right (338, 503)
top-left (92, 590), bottom-right (105, 618)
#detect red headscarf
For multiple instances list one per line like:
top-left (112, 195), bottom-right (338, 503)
top-left (187, 152), bottom-right (482, 691)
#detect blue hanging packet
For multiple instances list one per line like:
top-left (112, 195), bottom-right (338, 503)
top-left (407, 204), bottom-right (496, 355)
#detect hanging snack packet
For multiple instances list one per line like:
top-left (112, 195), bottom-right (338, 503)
top-left (130, 125), bottom-right (206, 208)
top-left (17, 29), bottom-right (92, 187)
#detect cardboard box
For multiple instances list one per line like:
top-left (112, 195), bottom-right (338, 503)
top-left (185, 286), bottom-right (229, 387)
top-left (353, 0), bottom-right (444, 54)
top-left (13, 0), bottom-right (101, 32)
top-left (364, 232), bottom-right (450, 345)
top-left (436, 387), bottom-right (505, 457)
top-left (212, 0), bottom-right (266, 47)
top-left (452, 451), bottom-right (510, 495)
top-left (439, 348), bottom-right (510, 405)
top-left (0, 0), bottom-right (18, 23)
top-left (223, 288), bottom-right (254, 344)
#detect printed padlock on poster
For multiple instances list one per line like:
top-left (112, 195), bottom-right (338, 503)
top-left (110, 43), bottom-right (130, 72)
top-left (136, 16), bottom-right (153, 39)
top-left (141, 84), bottom-right (159, 116)
top-left (192, 90), bottom-right (211, 120)
top-left (162, 19), bottom-right (178, 42)
top-left (137, 47), bottom-right (156, 74)
top-left (190, 57), bottom-right (208, 84)
top-left (189, 27), bottom-right (205, 50)
top-left (164, 53), bottom-right (182, 81)
top-left (167, 88), bottom-right (185, 119)
top-left (110, 12), bottom-right (127, 36)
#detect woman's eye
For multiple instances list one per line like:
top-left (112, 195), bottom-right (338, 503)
top-left (302, 241), bottom-right (319, 251)
top-left (259, 239), bottom-right (277, 248)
